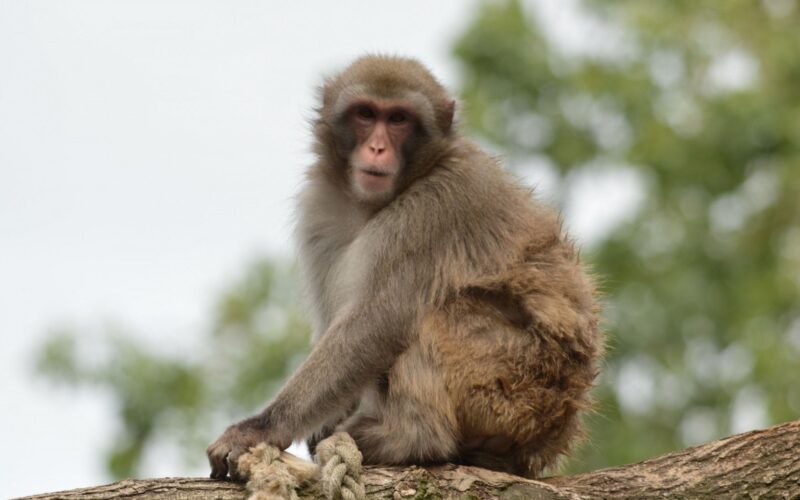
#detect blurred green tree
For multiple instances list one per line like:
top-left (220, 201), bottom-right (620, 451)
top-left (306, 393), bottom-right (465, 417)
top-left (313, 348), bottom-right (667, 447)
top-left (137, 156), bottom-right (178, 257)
top-left (453, 0), bottom-right (800, 472)
top-left (35, 260), bottom-right (309, 478)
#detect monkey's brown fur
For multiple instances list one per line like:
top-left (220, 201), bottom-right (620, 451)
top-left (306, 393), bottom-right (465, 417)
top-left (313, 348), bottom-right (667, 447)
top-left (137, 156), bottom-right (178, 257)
top-left (207, 55), bottom-right (603, 480)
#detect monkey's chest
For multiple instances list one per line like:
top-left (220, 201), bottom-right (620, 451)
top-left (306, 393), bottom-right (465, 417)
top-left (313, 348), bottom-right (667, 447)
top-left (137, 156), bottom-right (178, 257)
top-left (320, 241), bottom-right (369, 321)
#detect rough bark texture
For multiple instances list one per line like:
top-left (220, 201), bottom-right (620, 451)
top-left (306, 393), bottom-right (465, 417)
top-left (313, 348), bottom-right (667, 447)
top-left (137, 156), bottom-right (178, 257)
top-left (19, 420), bottom-right (800, 499)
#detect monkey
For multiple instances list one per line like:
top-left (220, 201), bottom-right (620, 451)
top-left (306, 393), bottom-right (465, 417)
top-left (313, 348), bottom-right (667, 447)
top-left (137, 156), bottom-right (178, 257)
top-left (207, 55), bottom-right (603, 480)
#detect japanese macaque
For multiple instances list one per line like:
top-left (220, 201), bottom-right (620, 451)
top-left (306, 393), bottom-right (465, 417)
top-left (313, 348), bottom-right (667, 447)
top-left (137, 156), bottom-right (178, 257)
top-left (207, 55), bottom-right (603, 479)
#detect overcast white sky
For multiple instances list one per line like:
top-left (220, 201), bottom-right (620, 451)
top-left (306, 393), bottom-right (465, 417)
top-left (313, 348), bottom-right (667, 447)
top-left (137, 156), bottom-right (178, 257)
top-left (0, 1), bottom-right (648, 496)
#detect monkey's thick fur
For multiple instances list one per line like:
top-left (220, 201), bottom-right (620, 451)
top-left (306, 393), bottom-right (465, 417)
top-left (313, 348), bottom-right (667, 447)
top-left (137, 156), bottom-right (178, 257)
top-left (207, 55), bottom-right (603, 481)
top-left (299, 57), bottom-right (603, 476)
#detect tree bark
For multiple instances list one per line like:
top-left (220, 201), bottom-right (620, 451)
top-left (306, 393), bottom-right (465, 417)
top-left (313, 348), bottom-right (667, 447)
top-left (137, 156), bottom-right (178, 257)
top-left (18, 419), bottom-right (800, 499)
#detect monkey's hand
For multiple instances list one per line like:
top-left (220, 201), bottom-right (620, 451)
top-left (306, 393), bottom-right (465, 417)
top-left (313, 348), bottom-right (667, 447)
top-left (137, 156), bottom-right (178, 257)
top-left (206, 414), bottom-right (292, 481)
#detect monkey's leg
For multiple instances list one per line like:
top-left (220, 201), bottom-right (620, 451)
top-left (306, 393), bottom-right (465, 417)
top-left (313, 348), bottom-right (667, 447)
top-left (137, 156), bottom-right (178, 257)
top-left (340, 343), bottom-right (459, 466)
top-left (307, 425), bottom-right (335, 456)
top-left (308, 399), bottom-right (360, 456)
top-left (431, 294), bottom-right (592, 478)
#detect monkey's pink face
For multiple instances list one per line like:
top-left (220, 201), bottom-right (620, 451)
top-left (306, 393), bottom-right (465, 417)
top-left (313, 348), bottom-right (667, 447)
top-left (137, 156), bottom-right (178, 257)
top-left (347, 100), bottom-right (415, 202)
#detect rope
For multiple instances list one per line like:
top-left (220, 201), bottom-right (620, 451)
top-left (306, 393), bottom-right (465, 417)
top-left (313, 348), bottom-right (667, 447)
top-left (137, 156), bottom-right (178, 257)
top-left (237, 432), bottom-right (365, 500)
top-left (238, 443), bottom-right (300, 500)
top-left (316, 432), bottom-right (367, 500)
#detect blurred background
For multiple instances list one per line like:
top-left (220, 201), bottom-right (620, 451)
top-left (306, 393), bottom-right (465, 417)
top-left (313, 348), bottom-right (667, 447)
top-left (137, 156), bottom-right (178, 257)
top-left (2, 0), bottom-right (799, 497)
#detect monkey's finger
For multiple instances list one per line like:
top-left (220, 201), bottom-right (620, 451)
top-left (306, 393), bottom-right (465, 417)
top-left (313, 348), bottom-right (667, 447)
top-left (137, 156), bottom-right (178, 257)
top-left (207, 447), bottom-right (230, 480)
top-left (227, 453), bottom-right (243, 482)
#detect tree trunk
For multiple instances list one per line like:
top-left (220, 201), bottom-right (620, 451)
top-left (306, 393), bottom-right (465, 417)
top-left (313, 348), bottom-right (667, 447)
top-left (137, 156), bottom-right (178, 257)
top-left (18, 419), bottom-right (800, 499)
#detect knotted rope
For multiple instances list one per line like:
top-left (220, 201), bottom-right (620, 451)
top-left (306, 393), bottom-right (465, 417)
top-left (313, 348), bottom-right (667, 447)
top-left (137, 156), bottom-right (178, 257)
top-left (238, 432), bottom-right (365, 500)
top-left (238, 443), bottom-right (301, 500)
top-left (316, 432), bottom-right (367, 500)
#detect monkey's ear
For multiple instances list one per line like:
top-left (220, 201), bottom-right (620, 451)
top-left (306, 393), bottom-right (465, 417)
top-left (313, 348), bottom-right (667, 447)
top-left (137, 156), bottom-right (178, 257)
top-left (440, 100), bottom-right (456, 134)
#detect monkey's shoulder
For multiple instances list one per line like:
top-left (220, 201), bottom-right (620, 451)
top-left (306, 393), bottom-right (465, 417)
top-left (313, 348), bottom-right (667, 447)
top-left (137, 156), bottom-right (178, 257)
top-left (404, 141), bottom-right (557, 237)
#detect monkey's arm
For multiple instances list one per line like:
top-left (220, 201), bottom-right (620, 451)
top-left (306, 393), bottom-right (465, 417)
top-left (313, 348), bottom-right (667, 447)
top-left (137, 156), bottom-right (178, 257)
top-left (206, 260), bottom-right (429, 479)
top-left (270, 288), bottom-right (416, 430)
top-left (207, 194), bottom-right (456, 478)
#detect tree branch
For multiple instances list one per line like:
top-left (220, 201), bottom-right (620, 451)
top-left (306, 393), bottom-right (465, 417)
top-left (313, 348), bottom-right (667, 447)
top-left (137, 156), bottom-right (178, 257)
top-left (18, 420), bottom-right (800, 499)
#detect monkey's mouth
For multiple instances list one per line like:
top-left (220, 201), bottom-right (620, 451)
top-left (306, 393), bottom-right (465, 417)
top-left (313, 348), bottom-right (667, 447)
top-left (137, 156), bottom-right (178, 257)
top-left (360, 168), bottom-right (391, 178)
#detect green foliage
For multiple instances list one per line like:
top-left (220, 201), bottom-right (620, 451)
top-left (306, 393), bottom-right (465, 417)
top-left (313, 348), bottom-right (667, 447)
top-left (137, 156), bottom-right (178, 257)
top-left (34, 260), bottom-right (309, 478)
top-left (454, 0), bottom-right (800, 472)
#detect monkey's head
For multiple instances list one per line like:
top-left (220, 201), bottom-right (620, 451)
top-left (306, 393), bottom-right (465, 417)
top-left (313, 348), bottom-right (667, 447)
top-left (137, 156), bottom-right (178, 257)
top-left (315, 55), bottom-right (456, 207)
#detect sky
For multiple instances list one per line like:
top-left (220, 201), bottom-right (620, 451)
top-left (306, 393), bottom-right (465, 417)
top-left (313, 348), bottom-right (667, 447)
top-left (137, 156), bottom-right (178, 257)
top-left (0, 1), bottom-right (646, 497)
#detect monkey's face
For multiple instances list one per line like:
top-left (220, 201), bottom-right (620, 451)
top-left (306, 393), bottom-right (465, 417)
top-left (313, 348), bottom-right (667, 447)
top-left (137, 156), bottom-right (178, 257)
top-left (346, 100), bottom-right (416, 204)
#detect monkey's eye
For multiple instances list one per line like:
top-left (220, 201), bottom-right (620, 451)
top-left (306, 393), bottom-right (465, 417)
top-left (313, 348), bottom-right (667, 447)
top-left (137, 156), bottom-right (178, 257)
top-left (356, 106), bottom-right (375, 120)
top-left (388, 112), bottom-right (407, 124)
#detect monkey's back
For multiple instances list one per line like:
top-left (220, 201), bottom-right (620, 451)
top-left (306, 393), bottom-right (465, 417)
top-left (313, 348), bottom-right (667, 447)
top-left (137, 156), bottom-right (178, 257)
top-left (420, 248), bottom-right (601, 476)
top-left (413, 149), bottom-right (602, 476)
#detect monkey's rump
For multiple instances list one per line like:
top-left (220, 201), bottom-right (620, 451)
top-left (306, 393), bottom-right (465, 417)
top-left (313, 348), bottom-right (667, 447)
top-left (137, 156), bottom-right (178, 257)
top-left (413, 261), bottom-right (599, 476)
